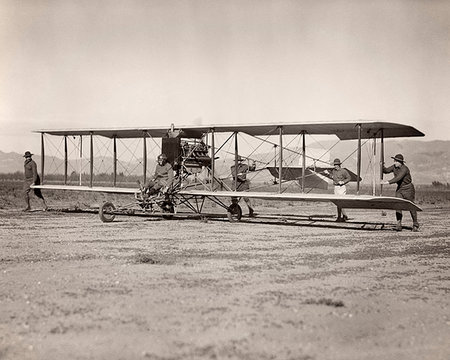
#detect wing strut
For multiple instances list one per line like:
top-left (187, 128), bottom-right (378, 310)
top-left (301, 131), bottom-right (306, 193)
top-left (90, 132), bottom-right (94, 187)
top-left (356, 124), bottom-right (362, 194)
top-left (278, 126), bottom-right (283, 193)
top-left (79, 136), bottom-right (83, 186)
top-left (143, 132), bottom-right (147, 184)
top-left (234, 132), bottom-right (238, 190)
top-left (113, 136), bottom-right (117, 186)
top-left (64, 135), bottom-right (68, 185)
top-left (210, 128), bottom-right (215, 191)
top-left (380, 128), bottom-right (385, 196)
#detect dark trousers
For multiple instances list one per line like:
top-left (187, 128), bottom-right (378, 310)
top-left (144, 180), bottom-right (163, 195)
top-left (395, 184), bottom-right (418, 226)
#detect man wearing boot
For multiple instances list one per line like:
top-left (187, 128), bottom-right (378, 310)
top-left (382, 154), bottom-right (419, 232)
top-left (231, 156), bottom-right (256, 217)
top-left (23, 151), bottom-right (48, 211)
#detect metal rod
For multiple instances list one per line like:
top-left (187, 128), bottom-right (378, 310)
top-left (234, 132), bottom-right (238, 191)
top-left (356, 124), bottom-right (362, 194)
top-left (64, 135), bottom-right (68, 185)
top-left (372, 137), bottom-right (376, 196)
top-left (113, 136), bottom-right (117, 186)
top-left (301, 131), bottom-right (306, 193)
top-left (380, 128), bottom-right (384, 196)
top-left (40, 133), bottom-right (45, 184)
top-left (90, 132), bottom-right (93, 188)
top-left (273, 144), bottom-right (277, 184)
top-left (210, 128), bottom-right (215, 191)
top-left (79, 136), bottom-right (82, 186)
top-left (279, 126), bottom-right (283, 193)
top-left (143, 133), bottom-right (147, 184)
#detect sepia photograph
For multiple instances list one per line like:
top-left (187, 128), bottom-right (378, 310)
top-left (0, 1), bottom-right (449, 359)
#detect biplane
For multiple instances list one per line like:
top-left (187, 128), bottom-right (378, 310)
top-left (31, 121), bottom-right (424, 224)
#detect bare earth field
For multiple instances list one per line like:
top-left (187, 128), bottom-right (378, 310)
top-left (0, 185), bottom-right (449, 360)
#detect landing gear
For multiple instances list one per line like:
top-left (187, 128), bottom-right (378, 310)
top-left (227, 202), bottom-right (242, 222)
top-left (161, 200), bottom-right (175, 219)
top-left (99, 202), bottom-right (116, 222)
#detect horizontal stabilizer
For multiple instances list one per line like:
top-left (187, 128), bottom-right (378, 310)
top-left (309, 166), bottom-right (362, 182)
top-left (266, 167), bottom-right (328, 190)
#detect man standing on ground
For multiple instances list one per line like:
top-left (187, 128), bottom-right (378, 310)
top-left (382, 154), bottom-right (419, 232)
top-left (23, 151), bottom-right (48, 211)
top-left (231, 156), bottom-right (255, 217)
top-left (331, 158), bottom-right (351, 222)
top-left (141, 153), bottom-right (174, 196)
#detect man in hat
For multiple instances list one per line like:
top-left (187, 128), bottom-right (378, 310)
top-left (140, 153), bottom-right (174, 196)
top-left (23, 151), bottom-right (48, 211)
top-left (230, 155), bottom-right (256, 217)
top-left (382, 154), bottom-right (419, 232)
top-left (331, 158), bottom-right (351, 222)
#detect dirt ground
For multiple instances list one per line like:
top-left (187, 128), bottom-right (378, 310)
top-left (0, 199), bottom-right (449, 360)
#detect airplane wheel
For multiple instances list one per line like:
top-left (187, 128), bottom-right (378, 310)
top-left (99, 201), bottom-right (116, 222)
top-left (162, 201), bottom-right (175, 219)
top-left (227, 203), bottom-right (242, 222)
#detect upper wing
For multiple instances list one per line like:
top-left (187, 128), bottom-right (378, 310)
top-left (179, 190), bottom-right (422, 212)
top-left (34, 121), bottom-right (424, 140)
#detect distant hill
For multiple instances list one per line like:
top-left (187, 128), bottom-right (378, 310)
top-left (0, 150), bottom-right (154, 178)
top-left (1, 139), bottom-right (449, 185)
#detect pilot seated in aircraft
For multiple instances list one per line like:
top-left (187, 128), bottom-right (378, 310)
top-left (141, 153), bottom-right (174, 196)
top-left (231, 156), bottom-right (256, 217)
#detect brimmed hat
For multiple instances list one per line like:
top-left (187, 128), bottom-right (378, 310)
top-left (23, 151), bottom-right (33, 158)
top-left (333, 158), bottom-right (341, 165)
top-left (391, 154), bottom-right (405, 163)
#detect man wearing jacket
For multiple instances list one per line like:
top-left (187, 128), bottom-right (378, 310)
top-left (331, 158), bottom-right (351, 222)
top-left (23, 151), bottom-right (48, 211)
top-left (141, 153), bottom-right (174, 195)
top-left (382, 153), bottom-right (419, 232)
top-left (231, 156), bottom-right (255, 217)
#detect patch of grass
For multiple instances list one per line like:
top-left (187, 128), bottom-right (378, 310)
top-left (304, 298), bottom-right (345, 307)
top-left (134, 253), bottom-right (160, 264)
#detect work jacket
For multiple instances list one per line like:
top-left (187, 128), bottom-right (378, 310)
top-left (152, 162), bottom-right (174, 188)
top-left (24, 159), bottom-right (38, 182)
top-left (383, 164), bottom-right (413, 190)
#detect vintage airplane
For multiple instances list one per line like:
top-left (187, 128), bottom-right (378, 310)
top-left (31, 121), bottom-right (424, 224)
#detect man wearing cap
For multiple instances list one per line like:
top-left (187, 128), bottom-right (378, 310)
top-left (231, 156), bottom-right (256, 217)
top-left (23, 151), bottom-right (48, 211)
top-left (382, 154), bottom-right (419, 232)
top-left (331, 158), bottom-right (351, 222)
top-left (140, 153), bottom-right (174, 196)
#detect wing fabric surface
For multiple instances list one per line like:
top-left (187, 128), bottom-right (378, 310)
top-left (31, 185), bottom-right (422, 211)
top-left (179, 190), bottom-right (422, 212)
top-left (34, 121), bottom-right (424, 140)
top-left (31, 184), bottom-right (139, 194)
top-left (266, 167), bottom-right (329, 190)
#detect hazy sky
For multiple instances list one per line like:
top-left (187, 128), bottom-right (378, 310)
top-left (1, 0), bottom-right (449, 153)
